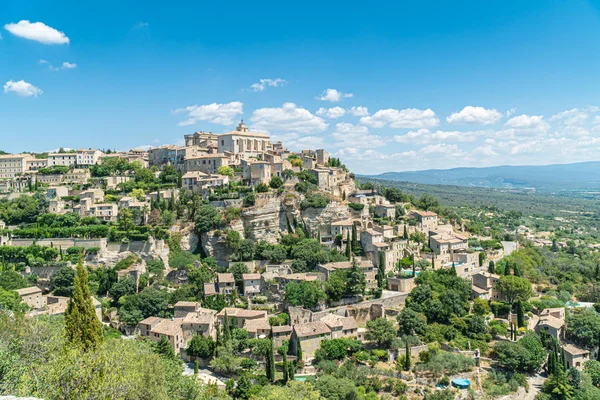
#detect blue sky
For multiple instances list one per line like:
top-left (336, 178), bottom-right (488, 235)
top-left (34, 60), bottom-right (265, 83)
top-left (2, 0), bottom-right (600, 174)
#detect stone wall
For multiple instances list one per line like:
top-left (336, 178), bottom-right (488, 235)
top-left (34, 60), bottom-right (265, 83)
top-left (10, 238), bottom-right (107, 249)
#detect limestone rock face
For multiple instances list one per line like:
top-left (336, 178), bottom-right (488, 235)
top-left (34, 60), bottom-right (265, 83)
top-left (179, 226), bottom-right (199, 253)
top-left (301, 201), bottom-right (352, 236)
top-left (241, 197), bottom-right (287, 244)
top-left (200, 231), bottom-right (228, 265)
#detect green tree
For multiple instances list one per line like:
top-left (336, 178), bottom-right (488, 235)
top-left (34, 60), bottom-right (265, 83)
top-left (496, 275), bottom-right (533, 304)
top-left (347, 258), bottom-right (366, 296)
top-left (284, 281), bottom-right (326, 309)
top-left (235, 373), bottom-right (252, 400)
top-left (64, 259), bottom-right (102, 351)
top-left (404, 342), bottom-right (411, 371)
top-left (186, 335), bottom-right (216, 359)
top-left (397, 307), bottom-right (427, 336)
top-left (584, 359), bottom-right (600, 387)
top-left (269, 176), bottom-right (283, 189)
top-left (365, 317), bottom-right (396, 348)
top-left (218, 166), bottom-right (235, 177)
top-left (488, 260), bottom-right (496, 274)
top-left (473, 298), bottom-right (491, 316)
top-left (377, 251), bottom-right (386, 289)
top-left (324, 270), bottom-right (347, 302)
top-left (51, 266), bottom-right (76, 297)
top-left (543, 365), bottom-right (573, 400)
top-left (266, 336), bottom-right (275, 382)
top-left (516, 299), bottom-right (525, 328)
top-left (345, 232), bottom-right (351, 258)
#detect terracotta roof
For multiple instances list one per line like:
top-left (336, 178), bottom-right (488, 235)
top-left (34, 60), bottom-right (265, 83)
top-left (217, 273), bottom-right (235, 283)
top-left (16, 286), bottom-right (42, 296)
top-left (174, 301), bottom-right (199, 308)
top-left (540, 307), bottom-right (564, 316)
top-left (320, 314), bottom-right (344, 329)
top-left (331, 219), bottom-right (353, 226)
top-left (243, 318), bottom-right (271, 333)
top-left (151, 319), bottom-right (183, 337)
top-left (539, 315), bottom-right (564, 330)
top-left (272, 325), bottom-right (293, 334)
top-left (242, 273), bottom-right (261, 280)
top-left (412, 210), bottom-right (437, 217)
top-left (563, 343), bottom-right (589, 356)
top-left (285, 273), bottom-right (319, 282)
top-left (235, 309), bottom-right (267, 319)
top-left (204, 283), bottom-right (217, 296)
top-left (341, 316), bottom-right (358, 331)
top-left (294, 321), bottom-right (331, 338)
top-left (139, 316), bottom-right (164, 326)
top-left (320, 260), bottom-right (374, 270)
top-left (182, 313), bottom-right (214, 325)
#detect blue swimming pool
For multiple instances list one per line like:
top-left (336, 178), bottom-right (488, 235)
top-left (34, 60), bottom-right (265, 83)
top-left (452, 378), bottom-right (470, 389)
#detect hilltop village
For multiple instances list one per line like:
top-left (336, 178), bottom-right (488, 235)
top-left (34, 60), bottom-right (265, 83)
top-left (1, 123), bottom-right (599, 400)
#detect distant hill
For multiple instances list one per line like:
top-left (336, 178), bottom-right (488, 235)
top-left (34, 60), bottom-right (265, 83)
top-left (362, 161), bottom-right (600, 192)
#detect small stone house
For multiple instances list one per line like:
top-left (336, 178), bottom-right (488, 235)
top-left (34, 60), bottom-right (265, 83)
top-left (16, 286), bottom-right (45, 309)
top-left (289, 321), bottom-right (332, 361)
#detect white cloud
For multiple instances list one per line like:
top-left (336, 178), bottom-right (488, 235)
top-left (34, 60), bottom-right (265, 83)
top-left (504, 114), bottom-right (550, 133)
top-left (250, 78), bottom-right (286, 92)
top-left (394, 129), bottom-right (486, 144)
top-left (472, 145), bottom-right (498, 157)
top-left (4, 80), bottom-right (43, 97)
top-left (39, 59), bottom-right (77, 71)
top-left (4, 20), bottom-right (69, 45)
top-left (173, 101), bottom-right (243, 126)
top-left (331, 122), bottom-right (386, 148)
top-left (349, 106), bottom-right (369, 116)
top-left (506, 108), bottom-right (516, 117)
top-left (419, 143), bottom-right (465, 156)
top-left (550, 107), bottom-right (598, 127)
top-left (250, 102), bottom-right (327, 133)
top-left (317, 88), bottom-right (353, 102)
top-left (360, 108), bottom-right (440, 129)
top-left (316, 106), bottom-right (346, 119)
top-left (446, 106), bottom-right (502, 125)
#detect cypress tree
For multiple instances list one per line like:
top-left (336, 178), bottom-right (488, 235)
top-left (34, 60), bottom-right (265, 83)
top-left (513, 263), bottom-right (521, 277)
top-left (404, 342), bottom-right (411, 371)
top-left (288, 361), bottom-right (295, 381)
top-left (488, 260), bottom-right (495, 274)
top-left (282, 351), bottom-right (289, 383)
top-left (450, 262), bottom-right (457, 276)
top-left (297, 340), bottom-right (303, 362)
top-left (431, 255), bottom-right (435, 270)
top-left (342, 190), bottom-right (346, 201)
top-left (348, 257), bottom-right (366, 296)
top-left (223, 311), bottom-right (231, 343)
top-left (65, 258), bottom-right (102, 351)
top-left (403, 225), bottom-right (408, 240)
top-left (504, 262), bottom-right (511, 276)
top-left (194, 360), bottom-right (199, 375)
top-left (412, 257), bottom-right (416, 278)
top-left (561, 347), bottom-right (567, 370)
top-left (351, 223), bottom-right (358, 250)
top-left (215, 321), bottom-right (221, 346)
top-left (548, 346), bottom-right (555, 374)
top-left (345, 232), bottom-right (352, 258)
top-left (595, 264), bottom-right (600, 281)
top-left (377, 251), bottom-right (386, 289)
top-left (266, 336), bottom-right (275, 382)
top-left (516, 300), bottom-right (525, 328)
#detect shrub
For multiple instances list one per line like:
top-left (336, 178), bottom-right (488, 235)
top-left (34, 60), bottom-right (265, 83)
top-left (348, 203), bottom-right (365, 211)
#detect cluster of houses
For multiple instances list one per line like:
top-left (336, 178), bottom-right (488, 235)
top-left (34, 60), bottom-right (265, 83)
top-left (15, 285), bottom-right (103, 320)
top-left (137, 298), bottom-right (360, 363)
top-left (471, 271), bottom-right (592, 370)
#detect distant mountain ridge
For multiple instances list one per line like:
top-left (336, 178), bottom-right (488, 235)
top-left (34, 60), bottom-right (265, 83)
top-left (362, 161), bottom-right (600, 191)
